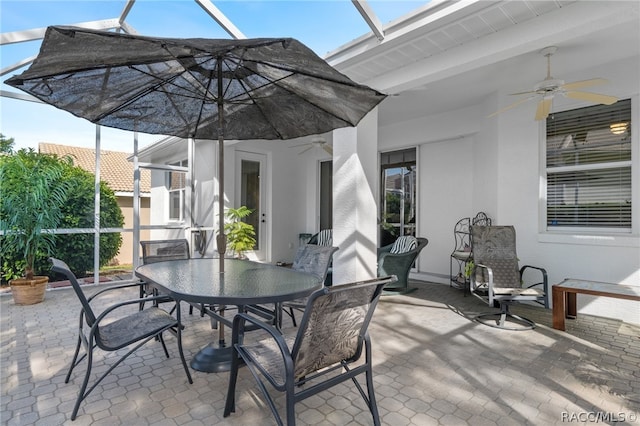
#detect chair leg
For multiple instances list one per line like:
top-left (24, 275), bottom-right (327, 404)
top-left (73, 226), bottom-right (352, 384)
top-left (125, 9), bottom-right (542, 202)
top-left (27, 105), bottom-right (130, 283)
top-left (71, 345), bottom-right (94, 421)
top-left (223, 347), bottom-right (240, 417)
top-left (285, 380), bottom-right (296, 426)
top-left (65, 334), bottom-right (83, 384)
top-left (175, 306), bottom-right (193, 384)
top-left (158, 333), bottom-right (170, 358)
top-left (289, 307), bottom-right (297, 327)
top-left (475, 303), bottom-right (536, 330)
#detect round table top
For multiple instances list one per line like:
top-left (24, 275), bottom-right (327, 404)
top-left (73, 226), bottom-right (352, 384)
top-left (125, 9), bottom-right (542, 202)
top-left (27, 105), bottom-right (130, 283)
top-left (135, 258), bottom-right (321, 305)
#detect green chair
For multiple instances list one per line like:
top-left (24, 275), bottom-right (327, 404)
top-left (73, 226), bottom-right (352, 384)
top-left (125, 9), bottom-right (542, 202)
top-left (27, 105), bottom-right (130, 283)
top-left (377, 236), bottom-right (428, 294)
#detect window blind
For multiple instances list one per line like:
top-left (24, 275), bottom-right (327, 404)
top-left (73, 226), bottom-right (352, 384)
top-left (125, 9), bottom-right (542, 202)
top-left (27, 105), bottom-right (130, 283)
top-left (546, 99), bottom-right (631, 229)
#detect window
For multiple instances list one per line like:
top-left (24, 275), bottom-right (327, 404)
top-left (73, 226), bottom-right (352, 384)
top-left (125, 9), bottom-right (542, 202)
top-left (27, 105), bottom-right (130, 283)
top-left (545, 99), bottom-right (631, 231)
top-left (167, 160), bottom-right (187, 221)
top-left (380, 148), bottom-right (417, 246)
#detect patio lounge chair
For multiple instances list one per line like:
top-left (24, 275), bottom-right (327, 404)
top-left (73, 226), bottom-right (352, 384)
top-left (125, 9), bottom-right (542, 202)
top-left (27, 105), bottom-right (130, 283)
top-left (377, 236), bottom-right (428, 294)
top-left (469, 226), bottom-right (549, 330)
top-left (223, 275), bottom-right (397, 426)
top-left (49, 258), bottom-right (192, 421)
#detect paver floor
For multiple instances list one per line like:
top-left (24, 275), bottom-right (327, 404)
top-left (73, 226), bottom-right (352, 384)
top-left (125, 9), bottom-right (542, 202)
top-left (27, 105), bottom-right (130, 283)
top-left (2, 279), bottom-right (639, 425)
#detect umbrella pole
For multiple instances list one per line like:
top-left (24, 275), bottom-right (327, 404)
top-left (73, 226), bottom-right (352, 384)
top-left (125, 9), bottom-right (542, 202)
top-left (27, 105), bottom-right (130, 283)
top-left (216, 60), bottom-right (227, 346)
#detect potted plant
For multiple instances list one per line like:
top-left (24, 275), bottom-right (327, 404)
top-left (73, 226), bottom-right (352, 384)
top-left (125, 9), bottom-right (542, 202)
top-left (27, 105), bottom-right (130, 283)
top-left (0, 148), bottom-right (71, 304)
top-left (223, 206), bottom-right (256, 259)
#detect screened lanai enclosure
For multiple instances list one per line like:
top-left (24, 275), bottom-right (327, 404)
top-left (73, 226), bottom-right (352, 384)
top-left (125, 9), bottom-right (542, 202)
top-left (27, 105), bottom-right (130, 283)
top-left (2, 0), bottom-right (638, 326)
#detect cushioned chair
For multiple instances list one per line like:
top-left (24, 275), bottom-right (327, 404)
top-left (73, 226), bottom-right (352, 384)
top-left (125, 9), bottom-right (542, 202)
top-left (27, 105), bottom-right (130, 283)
top-left (308, 229), bottom-right (334, 285)
top-left (469, 226), bottom-right (549, 330)
top-left (49, 258), bottom-right (192, 420)
top-left (281, 244), bottom-right (339, 327)
top-left (224, 275), bottom-right (397, 426)
top-left (377, 236), bottom-right (428, 294)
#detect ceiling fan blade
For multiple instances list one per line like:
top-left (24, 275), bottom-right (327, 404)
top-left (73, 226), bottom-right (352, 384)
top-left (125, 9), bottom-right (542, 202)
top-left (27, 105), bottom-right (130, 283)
top-left (487, 96), bottom-right (536, 118)
top-left (323, 144), bottom-right (333, 155)
top-left (508, 89), bottom-right (538, 96)
top-left (564, 91), bottom-right (618, 105)
top-left (561, 78), bottom-right (607, 91)
top-left (298, 146), bottom-right (313, 155)
top-left (535, 97), bottom-right (552, 121)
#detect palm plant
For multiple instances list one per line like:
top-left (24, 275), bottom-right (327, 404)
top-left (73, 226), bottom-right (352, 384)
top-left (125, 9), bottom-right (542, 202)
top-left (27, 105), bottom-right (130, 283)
top-left (223, 206), bottom-right (256, 259)
top-left (0, 148), bottom-right (71, 280)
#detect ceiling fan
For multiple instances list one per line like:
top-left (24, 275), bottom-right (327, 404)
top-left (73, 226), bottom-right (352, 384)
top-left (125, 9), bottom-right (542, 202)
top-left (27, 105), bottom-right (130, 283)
top-left (489, 46), bottom-right (618, 121)
top-left (295, 137), bottom-right (333, 155)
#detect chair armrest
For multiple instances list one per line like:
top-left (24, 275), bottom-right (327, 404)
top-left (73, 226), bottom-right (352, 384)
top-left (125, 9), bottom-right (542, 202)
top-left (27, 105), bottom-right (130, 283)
top-left (231, 313), bottom-right (292, 367)
top-left (93, 294), bottom-right (177, 325)
top-left (87, 281), bottom-right (146, 303)
top-left (377, 244), bottom-right (393, 255)
top-left (520, 265), bottom-right (549, 308)
top-left (378, 251), bottom-right (417, 268)
top-left (470, 262), bottom-right (495, 303)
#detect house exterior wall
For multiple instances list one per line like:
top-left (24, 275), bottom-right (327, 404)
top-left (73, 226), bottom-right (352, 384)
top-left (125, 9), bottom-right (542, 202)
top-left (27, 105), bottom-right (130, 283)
top-left (382, 58), bottom-right (639, 325)
top-left (115, 195), bottom-right (150, 265)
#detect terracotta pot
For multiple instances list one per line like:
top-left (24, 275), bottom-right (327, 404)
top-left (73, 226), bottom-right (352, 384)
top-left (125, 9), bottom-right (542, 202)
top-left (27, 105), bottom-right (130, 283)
top-left (10, 276), bottom-right (48, 305)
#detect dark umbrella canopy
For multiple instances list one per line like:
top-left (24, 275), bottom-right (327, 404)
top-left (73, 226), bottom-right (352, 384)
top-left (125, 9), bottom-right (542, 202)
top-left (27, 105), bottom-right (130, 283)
top-left (6, 26), bottom-right (386, 140)
top-left (6, 25), bottom-right (387, 258)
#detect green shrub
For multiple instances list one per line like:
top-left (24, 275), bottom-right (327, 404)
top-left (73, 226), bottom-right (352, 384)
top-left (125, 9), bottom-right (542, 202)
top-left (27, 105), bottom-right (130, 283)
top-left (1, 157), bottom-right (124, 281)
top-left (0, 149), bottom-right (71, 281)
top-left (52, 166), bottom-right (124, 277)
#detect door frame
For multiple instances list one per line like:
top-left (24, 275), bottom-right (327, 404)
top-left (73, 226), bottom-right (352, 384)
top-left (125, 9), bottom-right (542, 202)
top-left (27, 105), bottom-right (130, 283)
top-left (235, 150), bottom-right (269, 261)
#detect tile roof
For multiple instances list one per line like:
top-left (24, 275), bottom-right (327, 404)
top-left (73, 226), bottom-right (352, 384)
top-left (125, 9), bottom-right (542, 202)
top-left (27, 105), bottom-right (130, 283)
top-left (39, 143), bottom-right (150, 193)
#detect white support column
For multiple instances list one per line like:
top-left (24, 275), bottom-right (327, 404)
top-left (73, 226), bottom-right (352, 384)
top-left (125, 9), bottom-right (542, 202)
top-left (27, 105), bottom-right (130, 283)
top-left (93, 125), bottom-right (101, 282)
top-left (332, 108), bottom-right (379, 285)
top-left (132, 132), bottom-right (140, 270)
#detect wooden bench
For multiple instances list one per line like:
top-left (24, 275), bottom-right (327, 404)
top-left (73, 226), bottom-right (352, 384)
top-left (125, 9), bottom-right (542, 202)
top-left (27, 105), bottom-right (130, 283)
top-left (552, 279), bottom-right (640, 331)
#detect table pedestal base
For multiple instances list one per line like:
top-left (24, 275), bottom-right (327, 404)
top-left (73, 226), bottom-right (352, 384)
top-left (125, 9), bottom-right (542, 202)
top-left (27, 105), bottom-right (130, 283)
top-left (190, 344), bottom-right (233, 373)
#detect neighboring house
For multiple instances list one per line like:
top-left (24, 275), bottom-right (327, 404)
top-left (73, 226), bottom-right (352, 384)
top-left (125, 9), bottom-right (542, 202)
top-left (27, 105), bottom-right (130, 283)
top-left (137, 1), bottom-right (639, 326)
top-left (39, 143), bottom-right (151, 265)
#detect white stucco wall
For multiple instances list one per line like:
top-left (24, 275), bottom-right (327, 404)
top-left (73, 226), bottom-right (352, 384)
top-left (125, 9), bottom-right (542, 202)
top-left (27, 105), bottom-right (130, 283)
top-left (384, 57), bottom-right (639, 325)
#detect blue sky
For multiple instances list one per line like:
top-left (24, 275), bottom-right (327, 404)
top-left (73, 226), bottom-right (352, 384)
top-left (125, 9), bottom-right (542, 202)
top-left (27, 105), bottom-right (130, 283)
top-left (1, 0), bottom-right (425, 152)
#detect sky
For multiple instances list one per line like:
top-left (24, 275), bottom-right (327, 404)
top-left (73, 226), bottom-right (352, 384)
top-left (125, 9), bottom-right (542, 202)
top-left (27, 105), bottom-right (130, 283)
top-left (1, 0), bottom-right (426, 153)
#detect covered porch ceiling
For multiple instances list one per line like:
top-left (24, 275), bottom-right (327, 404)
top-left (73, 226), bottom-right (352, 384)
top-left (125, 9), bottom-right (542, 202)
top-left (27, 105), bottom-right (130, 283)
top-left (2, 1), bottom-right (639, 130)
top-left (326, 0), bottom-right (639, 125)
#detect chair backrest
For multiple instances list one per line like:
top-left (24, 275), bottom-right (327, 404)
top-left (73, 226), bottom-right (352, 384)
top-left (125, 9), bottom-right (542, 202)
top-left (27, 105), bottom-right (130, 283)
top-left (140, 239), bottom-right (190, 264)
top-left (292, 244), bottom-right (339, 283)
top-left (453, 217), bottom-right (471, 252)
top-left (470, 226), bottom-right (520, 288)
top-left (389, 235), bottom-right (418, 254)
top-left (472, 212), bottom-right (492, 226)
top-left (291, 276), bottom-right (395, 380)
top-left (311, 229), bottom-right (333, 246)
top-left (49, 258), bottom-right (97, 326)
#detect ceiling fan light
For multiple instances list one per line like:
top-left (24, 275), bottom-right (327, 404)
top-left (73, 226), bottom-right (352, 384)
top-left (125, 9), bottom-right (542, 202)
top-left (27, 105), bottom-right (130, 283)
top-left (610, 122), bottom-right (628, 135)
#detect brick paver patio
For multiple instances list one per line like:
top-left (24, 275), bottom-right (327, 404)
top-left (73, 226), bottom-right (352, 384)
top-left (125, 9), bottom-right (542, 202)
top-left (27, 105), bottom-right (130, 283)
top-left (2, 279), bottom-right (638, 425)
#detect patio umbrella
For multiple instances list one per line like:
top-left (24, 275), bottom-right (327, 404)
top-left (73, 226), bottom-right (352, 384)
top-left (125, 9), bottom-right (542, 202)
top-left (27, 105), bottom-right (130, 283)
top-left (6, 25), bottom-right (387, 262)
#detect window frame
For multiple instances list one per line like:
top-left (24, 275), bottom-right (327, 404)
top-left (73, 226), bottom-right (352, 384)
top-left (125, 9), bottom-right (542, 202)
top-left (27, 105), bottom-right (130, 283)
top-left (166, 159), bottom-right (188, 222)
top-left (539, 97), bottom-right (639, 246)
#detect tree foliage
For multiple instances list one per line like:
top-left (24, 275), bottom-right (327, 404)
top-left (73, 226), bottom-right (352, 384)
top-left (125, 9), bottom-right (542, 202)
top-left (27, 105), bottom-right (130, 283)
top-left (0, 149), bottom-right (72, 280)
top-left (1, 149), bottom-right (124, 281)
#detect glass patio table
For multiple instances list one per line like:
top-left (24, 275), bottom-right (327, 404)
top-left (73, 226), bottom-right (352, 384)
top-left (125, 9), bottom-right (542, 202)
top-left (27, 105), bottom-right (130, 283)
top-left (135, 258), bottom-right (321, 373)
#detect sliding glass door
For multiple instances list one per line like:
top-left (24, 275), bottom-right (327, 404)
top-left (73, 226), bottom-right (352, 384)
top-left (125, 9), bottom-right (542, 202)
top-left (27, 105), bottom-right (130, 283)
top-left (380, 148), bottom-right (417, 247)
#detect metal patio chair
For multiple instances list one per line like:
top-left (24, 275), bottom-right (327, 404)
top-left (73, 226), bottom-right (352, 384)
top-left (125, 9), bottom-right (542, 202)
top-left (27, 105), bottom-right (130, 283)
top-left (49, 258), bottom-right (192, 421)
top-left (223, 275), bottom-right (397, 426)
top-left (281, 244), bottom-right (339, 327)
top-left (469, 226), bottom-right (549, 330)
